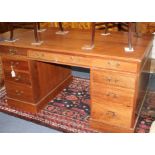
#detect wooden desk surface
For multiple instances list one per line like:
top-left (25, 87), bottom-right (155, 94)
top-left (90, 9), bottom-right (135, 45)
top-left (0, 28), bottom-right (153, 63)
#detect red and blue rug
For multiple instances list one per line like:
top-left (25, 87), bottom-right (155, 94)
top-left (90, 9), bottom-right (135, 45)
top-left (0, 77), bottom-right (155, 133)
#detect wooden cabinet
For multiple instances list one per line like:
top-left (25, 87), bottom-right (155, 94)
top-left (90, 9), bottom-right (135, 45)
top-left (90, 69), bottom-right (137, 131)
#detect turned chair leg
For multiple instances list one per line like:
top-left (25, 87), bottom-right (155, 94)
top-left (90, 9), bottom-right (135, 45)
top-left (104, 22), bottom-right (109, 34)
top-left (81, 22), bottom-right (95, 50)
top-left (33, 22), bottom-right (39, 42)
top-left (58, 22), bottom-right (64, 32)
top-left (37, 22), bottom-right (40, 30)
top-left (128, 22), bottom-right (133, 50)
top-left (31, 22), bottom-right (43, 45)
top-left (9, 23), bottom-right (14, 41)
top-left (135, 22), bottom-right (142, 37)
top-left (90, 22), bottom-right (96, 47)
top-left (4, 23), bottom-right (18, 42)
top-left (124, 22), bottom-right (134, 52)
top-left (56, 22), bottom-right (69, 35)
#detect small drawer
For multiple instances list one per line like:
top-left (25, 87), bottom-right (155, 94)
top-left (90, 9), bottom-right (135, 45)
top-left (91, 82), bottom-right (135, 107)
top-left (92, 69), bottom-right (137, 89)
top-left (0, 46), bottom-right (27, 56)
top-left (91, 102), bottom-right (133, 128)
top-left (4, 69), bottom-right (31, 85)
top-left (2, 57), bottom-right (29, 71)
top-left (93, 58), bottom-right (138, 73)
top-left (5, 81), bottom-right (34, 103)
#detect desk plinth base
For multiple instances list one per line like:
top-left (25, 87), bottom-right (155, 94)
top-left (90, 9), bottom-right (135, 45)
top-left (90, 119), bottom-right (134, 133)
top-left (7, 75), bottom-right (72, 113)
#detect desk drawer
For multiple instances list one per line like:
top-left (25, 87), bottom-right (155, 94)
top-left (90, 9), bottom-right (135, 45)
top-left (92, 69), bottom-right (137, 89)
top-left (28, 50), bottom-right (92, 67)
top-left (91, 82), bottom-right (135, 107)
top-left (28, 50), bottom-right (138, 72)
top-left (93, 58), bottom-right (138, 73)
top-left (5, 81), bottom-right (34, 103)
top-left (91, 102), bottom-right (133, 128)
top-left (3, 69), bottom-right (31, 85)
top-left (0, 46), bottom-right (27, 56)
top-left (2, 57), bottom-right (29, 71)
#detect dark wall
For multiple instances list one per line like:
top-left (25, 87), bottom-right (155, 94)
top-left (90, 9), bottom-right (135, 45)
top-left (0, 22), bottom-right (9, 33)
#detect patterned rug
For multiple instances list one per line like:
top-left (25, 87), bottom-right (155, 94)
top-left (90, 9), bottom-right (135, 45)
top-left (0, 77), bottom-right (155, 133)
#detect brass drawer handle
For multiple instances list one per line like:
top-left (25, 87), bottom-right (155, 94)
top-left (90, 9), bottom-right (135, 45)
top-left (10, 61), bottom-right (19, 66)
top-left (106, 111), bottom-right (116, 117)
top-left (106, 92), bottom-right (118, 98)
top-left (107, 61), bottom-right (121, 67)
top-left (115, 79), bottom-right (119, 83)
top-left (105, 77), bottom-right (112, 82)
top-left (105, 77), bottom-right (120, 84)
top-left (112, 93), bottom-right (118, 98)
top-left (15, 90), bottom-right (24, 96)
top-left (106, 93), bottom-right (110, 96)
top-left (9, 48), bottom-right (17, 55)
top-left (116, 63), bottom-right (120, 67)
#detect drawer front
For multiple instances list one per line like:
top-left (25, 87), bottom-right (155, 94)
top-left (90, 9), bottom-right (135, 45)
top-left (28, 50), bottom-right (137, 72)
top-left (0, 46), bottom-right (27, 56)
top-left (91, 102), bottom-right (133, 127)
top-left (92, 69), bottom-right (137, 89)
top-left (2, 58), bottom-right (29, 71)
top-left (93, 58), bottom-right (138, 73)
top-left (28, 50), bottom-right (92, 68)
top-left (4, 69), bottom-right (31, 85)
top-left (91, 82), bottom-right (135, 107)
top-left (5, 82), bottom-right (34, 103)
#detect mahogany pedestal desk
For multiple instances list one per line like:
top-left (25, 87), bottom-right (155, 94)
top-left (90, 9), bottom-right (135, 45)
top-left (0, 29), bottom-right (153, 132)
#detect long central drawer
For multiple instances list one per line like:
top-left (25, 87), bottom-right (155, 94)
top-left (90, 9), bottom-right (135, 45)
top-left (28, 50), bottom-right (138, 72)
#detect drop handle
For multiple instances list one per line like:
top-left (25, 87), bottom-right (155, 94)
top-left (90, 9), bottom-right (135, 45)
top-left (106, 111), bottom-right (116, 117)
top-left (116, 63), bottom-right (120, 67)
top-left (106, 77), bottom-right (112, 82)
top-left (106, 93), bottom-right (111, 96)
top-left (106, 92), bottom-right (118, 98)
top-left (112, 93), bottom-right (118, 98)
top-left (10, 61), bottom-right (19, 66)
top-left (107, 61), bottom-right (120, 67)
top-left (15, 90), bottom-right (23, 96)
top-left (115, 79), bottom-right (119, 83)
top-left (9, 48), bottom-right (17, 55)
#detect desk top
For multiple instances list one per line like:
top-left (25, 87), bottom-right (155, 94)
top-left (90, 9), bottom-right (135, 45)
top-left (0, 28), bottom-right (153, 62)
